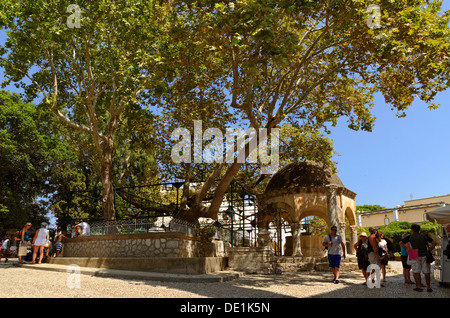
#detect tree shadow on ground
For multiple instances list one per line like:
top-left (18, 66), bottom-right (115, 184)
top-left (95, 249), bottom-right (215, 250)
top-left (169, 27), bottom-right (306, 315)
top-left (4, 259), bottom-right (449, 299)
top-left (125, 266), bottom-right (450, 299)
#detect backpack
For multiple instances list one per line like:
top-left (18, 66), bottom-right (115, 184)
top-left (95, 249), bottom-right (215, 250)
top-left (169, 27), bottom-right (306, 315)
top-left (323, 235), bottom-right (332, 251)
top-left (358, 240), bottom-right (369, 254)
top-left (356, 240), bottom-right (369, 261)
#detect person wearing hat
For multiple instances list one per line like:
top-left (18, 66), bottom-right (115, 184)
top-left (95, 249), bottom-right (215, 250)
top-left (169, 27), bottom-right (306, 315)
top-left (354, 232), bottom-right (370, 284)
top-left (31, 222), bottom-right (49, 264)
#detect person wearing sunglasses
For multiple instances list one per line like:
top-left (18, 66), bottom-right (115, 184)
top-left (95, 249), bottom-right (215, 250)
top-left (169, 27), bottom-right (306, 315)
top-left (354, 232), bottom-right (370, 284)
top-left (16, 222), bottom-right (31, 264)
top-left (322, 225), bottom-right (346, 284)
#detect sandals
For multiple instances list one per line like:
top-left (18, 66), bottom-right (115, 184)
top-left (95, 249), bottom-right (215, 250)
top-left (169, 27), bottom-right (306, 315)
top-left (413, 287), bottom-right (433, 292)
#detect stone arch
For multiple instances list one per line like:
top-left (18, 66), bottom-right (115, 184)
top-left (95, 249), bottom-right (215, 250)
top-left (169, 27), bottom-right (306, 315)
top-left (296, 206), bottom-right (329, 257)
top-left (344, 205), bottom-right (357, 226)
top-left (298, 204), bottom-right (329, 223)
top-left (344, 205), bottom-right (358, 253)
top-left (257, 201), bottom-right (294, 228)
top-left (267, 201), bottom-right (295, 222)
top-left (264, 201), bottom-right (294, 255)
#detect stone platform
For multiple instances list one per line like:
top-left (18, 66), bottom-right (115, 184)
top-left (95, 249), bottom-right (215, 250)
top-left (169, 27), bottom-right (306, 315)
top-left (274, 255), bottom-right (360, 273)
top-left (62, 232), bottom-right (200, 258)
top-left (226, 246), bottom-right (360, 274)
top-left (17, 261), bottom-right (243, 283)
top-left (47, 256), bottom-right (227, 275)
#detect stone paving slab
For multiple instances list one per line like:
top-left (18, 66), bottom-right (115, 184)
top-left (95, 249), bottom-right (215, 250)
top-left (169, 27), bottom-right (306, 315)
top-left (17, 262), bottom-right (244, 283)
top-left (46, 256), bottom-right (228, 275)
top-left (1, 259), bottom-right (449, 299)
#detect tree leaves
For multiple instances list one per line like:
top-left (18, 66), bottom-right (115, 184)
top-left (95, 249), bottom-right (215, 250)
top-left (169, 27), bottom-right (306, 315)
top-left (1, 0), bottom-right (449, 222)
top-left (0, 91), bottom-right (57, 228)
top-left (0, 0), bottom-right (173, 219)
top-left (159, 0), bottom-right (450, 219)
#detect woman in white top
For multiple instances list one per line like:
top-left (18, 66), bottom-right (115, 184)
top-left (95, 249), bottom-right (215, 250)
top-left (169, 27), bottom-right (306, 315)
top-left (1, 235), bottom-right (10, 263)
top-left (377, 231), bottom-right (389, 282)
top-left (32, 222), bottom-right (49, 264)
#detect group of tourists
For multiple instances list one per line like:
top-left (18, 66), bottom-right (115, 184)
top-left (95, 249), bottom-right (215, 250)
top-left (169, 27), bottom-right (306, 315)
top-left (354, 227), bottom-right (392, 285)
top-left (323, 223), bottom-right (441, 292)
top-left (0, 222), bottom-right (67, 264)
top-left (0, 219), bottom-right (91, 264)
top-left (398, 224), bottom-right (438, 292)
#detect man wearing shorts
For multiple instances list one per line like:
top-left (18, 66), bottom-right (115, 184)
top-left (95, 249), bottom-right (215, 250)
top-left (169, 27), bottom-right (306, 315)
top-left (323, 226), bottom-right (346, 284)
top-left (55, 232), bottom-right (66, 257)
top-left (400, 224), bottom-right (436, 292)
top-left (367, 227), bottom-right (381, 266)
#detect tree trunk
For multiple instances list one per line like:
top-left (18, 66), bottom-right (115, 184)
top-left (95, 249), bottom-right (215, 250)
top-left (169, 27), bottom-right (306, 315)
top-left (175, 121), bottom-right (280, 222)
top-left (99, 133), bottom-right (116, 221)
top-left (206, 162), bottom-right (243, 219)
top-left (100, 160), bottom-right (116, 221)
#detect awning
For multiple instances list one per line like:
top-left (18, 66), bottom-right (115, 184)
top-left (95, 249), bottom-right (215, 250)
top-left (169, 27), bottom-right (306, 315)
top-left (425, 205), bottom-right (450, 224)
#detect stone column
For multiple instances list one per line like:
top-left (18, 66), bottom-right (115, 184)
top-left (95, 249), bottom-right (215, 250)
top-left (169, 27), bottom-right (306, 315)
top-left (339, 221), bottom-right (347, 254)
top-left (326, 185), bottom-right (340, 229)
top-left (290, 222), bottom-right (303, 257)
top-left (327, 185), bottom-right (348, 255)
top-left (257, 229), bottom-right (272, 249)
top-left (349, 225), bottom-right (358, 255)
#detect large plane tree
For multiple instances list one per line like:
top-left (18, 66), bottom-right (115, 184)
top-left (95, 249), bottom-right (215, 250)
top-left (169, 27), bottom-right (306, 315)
top-left (0, 0), bottom-right (171, 220)
top-left (1, 0), bottom-right (449, 223)
top-left (162, 0), bottom-right (450, 221)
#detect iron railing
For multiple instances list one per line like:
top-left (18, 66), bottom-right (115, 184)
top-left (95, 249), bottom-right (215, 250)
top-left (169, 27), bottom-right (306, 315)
top-left (69, 216), bottom-right (196, 236)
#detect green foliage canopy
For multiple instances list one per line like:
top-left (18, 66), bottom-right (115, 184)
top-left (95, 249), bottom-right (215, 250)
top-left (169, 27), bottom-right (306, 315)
top-left (0, 0), bottom-right (449, 223)
top-left (0, 91), bottom-right (56, 229)
top-left (358, 220), bottom-right (440, 253)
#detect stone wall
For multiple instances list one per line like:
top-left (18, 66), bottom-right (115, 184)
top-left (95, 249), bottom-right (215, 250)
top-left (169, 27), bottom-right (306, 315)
top-left (226, 246), bottom-right (274, 274)
top-left (62, 232), bottom-right (200, 258)
top-left (300, 234), bottom-right (327, 257)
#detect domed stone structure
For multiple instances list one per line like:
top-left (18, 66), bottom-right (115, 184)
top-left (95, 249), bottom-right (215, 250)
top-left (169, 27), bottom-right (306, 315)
top-left (264, 161), bottom-right (344, 194)
top-left (257, 161), bottom-right (357, 257)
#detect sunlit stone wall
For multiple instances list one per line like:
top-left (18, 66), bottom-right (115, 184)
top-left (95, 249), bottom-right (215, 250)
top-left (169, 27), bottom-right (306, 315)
top-left (62, 232), bottom-right (200, 258)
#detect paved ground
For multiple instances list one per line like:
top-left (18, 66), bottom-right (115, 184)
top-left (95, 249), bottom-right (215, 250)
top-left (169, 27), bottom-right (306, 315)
top-left (0, 259), bottom-right (448, 299)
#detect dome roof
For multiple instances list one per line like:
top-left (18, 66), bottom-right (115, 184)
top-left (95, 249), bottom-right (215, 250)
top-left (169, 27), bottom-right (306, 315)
top-left (264, 161), bottom-right (343, 194)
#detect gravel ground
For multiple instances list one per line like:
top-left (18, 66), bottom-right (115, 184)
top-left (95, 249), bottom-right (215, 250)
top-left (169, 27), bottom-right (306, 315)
top-left (0, 260), bottom-right (448, 299)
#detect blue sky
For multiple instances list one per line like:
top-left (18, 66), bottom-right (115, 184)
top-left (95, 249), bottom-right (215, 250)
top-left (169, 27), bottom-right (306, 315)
top-left (330, 90), bottom-right (450, 209)
top-left (1, 2), bottom-right (449, 215)
top-left (330, 1), bottom-right (450, 209)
